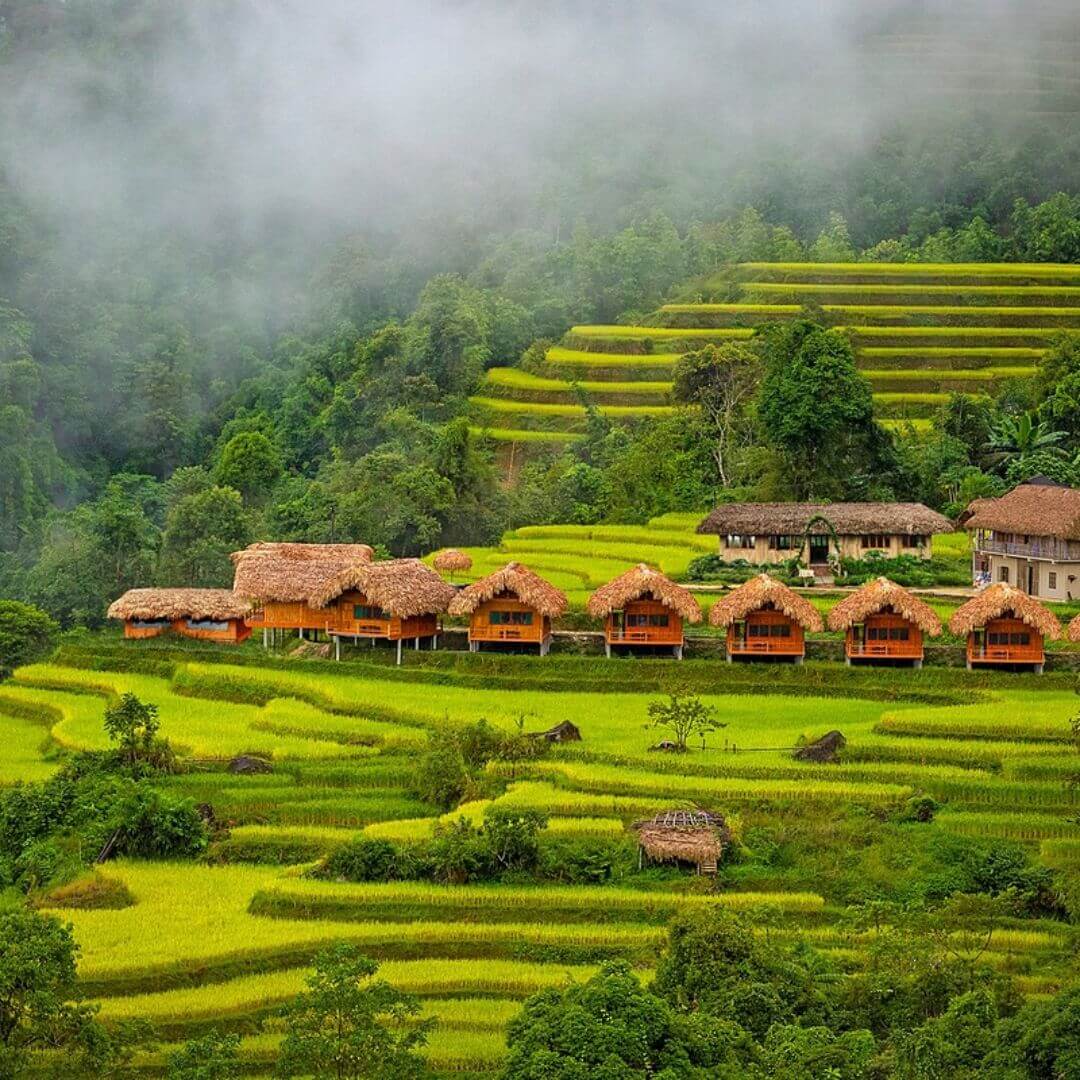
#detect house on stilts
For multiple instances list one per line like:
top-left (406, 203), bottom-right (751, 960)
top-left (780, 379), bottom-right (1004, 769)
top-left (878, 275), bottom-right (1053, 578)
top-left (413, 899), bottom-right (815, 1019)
top-left (231, 542), bottom-right (374, 646)
top-left (308, 558), bottom-right (456, 664)
top-left (949, 582), bottom-right (1060, 673)
top-left (448, 562), bottom-right (567, 655)
top-left (827, 576), bottom-right (942, 668)
top-left (709, 574), bottom-right (822, 663)
top-left (586, 564), bottom-right (701, 658)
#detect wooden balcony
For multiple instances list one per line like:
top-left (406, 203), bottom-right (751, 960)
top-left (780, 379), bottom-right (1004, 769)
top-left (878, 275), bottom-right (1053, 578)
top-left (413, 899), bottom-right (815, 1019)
top-left (726, 611), bottom-right (805, 661)
top-left (845, 615), bottom-right (923, 665)
top-left (974, 535), bottom-right (1080, 561)
top-left (966, 619), bottom-right (1044, 668)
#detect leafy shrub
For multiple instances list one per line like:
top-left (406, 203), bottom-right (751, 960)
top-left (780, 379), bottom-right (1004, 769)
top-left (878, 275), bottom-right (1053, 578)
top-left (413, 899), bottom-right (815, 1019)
top-left (482, 806), bottom-right (547, 874)
top-left (428, 817), bottom-right (492, 884)
top-left (0, 600), bottom-right (58, 678)
top-left (687, 555), bottom-right (800, 584)
top-left (838, 552), bottom-right (969, 588)
top-left (322, 837), bottom-right (404, 882)
top-left (538, 837), bottom-right (621, 884)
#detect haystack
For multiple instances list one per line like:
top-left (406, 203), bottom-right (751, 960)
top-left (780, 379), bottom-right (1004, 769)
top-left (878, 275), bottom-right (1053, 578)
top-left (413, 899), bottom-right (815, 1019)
top-left (447, 561), bottom-right (568, 618)
top-left (948, 583), bottom-right (1061, 639)
top-left (231, 542), bottom-right (374, 603)
top-left (1067, 613), bottom-right (1080, 643)
top-left (709, 574), bottom-right (823, 631)
top-left (107, 588), bottom-right (251, 622)
top-left (827, 577), bottom-right (943, 635)
top-left (309, 558), bottom-right (456, 616)
top-left (586, 564), bottom-right (702, 623)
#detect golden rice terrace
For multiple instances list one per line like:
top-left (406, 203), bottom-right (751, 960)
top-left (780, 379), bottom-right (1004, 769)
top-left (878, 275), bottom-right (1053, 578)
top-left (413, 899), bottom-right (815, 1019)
top-left (469, 262), bottom-right (1080, 449)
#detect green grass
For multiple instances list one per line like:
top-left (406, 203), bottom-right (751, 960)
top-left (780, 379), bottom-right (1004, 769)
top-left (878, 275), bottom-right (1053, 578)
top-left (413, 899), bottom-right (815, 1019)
top-left (546, 346), bottom-right (682, 366)
top-left (736, 262), bottom-right (1080, 278)
top-left (469, 425), bottom-right (579, 443)
top-left (743, 282), bottom-right (1080, 300)
top-left (570, 325), bottom-right (754, 339)
top-left (470, 396), bottom-right (675, 418)
top-left (0, 700), bottom-right (59, 782)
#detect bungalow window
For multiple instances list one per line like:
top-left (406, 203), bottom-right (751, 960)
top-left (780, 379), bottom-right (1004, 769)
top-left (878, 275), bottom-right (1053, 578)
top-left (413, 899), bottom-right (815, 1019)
top-left (770, 623), bottom-right (791, 638)
top-left (769, 535), bottom-right (797, 550)
top-left (131, 618), bottom-right (171, 628)
top-left (902, 535), bottom-right (925, 549)
top-left (1049, 572), bottom-right (1058, 590)
top-left (726, 534), bottom-right (756, 550)
top-left (353, 604), bottom-right (388, 620)
top-left (748, 623), bottom-right (770, 637)
top-left (490, 610), bottom-right (533, 626)
top-left (998, 565), bottom-right (1010, 583)
top-left (888, 627), bottom-right (910, 641)
top-left (861, 534), bottom-right (891, 550)
top-left (186, 619), bottom-right (229, 631)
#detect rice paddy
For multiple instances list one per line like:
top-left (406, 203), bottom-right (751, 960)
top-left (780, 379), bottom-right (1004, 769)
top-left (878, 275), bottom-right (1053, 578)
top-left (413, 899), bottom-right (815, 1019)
top-left (471, 262), bottom-right (1079, 448)
top-left (5, 634), bottom-right (1076, 1078)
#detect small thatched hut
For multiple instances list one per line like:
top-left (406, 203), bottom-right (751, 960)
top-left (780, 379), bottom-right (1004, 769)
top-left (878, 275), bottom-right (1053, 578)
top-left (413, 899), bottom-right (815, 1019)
top-left (827, 577), bottom-right (942, 668)
top-left (633, 809), bottom-right (729, 875)
top-left (586, 564), bottom-right (701, 659)
top-left (432, 549), bottom-right (473, 583)
top-left (1067, 613), bottom-right (1080, 643)
top-left (309, 559), bottom-right (457, 663)
top-left (107, 589), bottom-right (252, 644)
top-left (231, 542), bottom-right (375, 643)
top-left (709, 574), bottom-right (822, 663)
top-left (949, 583), bottom-right (1061, 673)
top-left (447, 561), bottom-right (567, 656)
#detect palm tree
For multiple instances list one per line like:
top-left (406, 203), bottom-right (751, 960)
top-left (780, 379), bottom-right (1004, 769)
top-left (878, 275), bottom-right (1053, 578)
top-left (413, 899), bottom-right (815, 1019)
top-left (985, 412), bottom-right (1067, 470)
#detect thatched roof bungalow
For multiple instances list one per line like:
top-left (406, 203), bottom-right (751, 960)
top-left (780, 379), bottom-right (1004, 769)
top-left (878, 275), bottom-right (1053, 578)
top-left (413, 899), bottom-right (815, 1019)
top-left (448, 561), bottom-right (567, 655)
top-left (107, 588), bottom-right (252, 644)
top-left (709, 574), bottom-right (822, 663)
top-left (633, 810), bottom-right (729, 875)
top-left (586, 564), bottom-right (701, 658)
top-left (949, 582), bottom-right (1061, 672)
top-left (309, 558), bottom-right (456, 662)
top-left (828, 577), bottom-right (942, 667)
top-left (696, 502), bottom-right (952, 570)
top-left (231, 542), bottom-right (375, 638)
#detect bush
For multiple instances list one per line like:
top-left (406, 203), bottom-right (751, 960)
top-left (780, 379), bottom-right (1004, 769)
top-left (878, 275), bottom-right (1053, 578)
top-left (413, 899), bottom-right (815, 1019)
top-left (322, 837), bottom-right (402, 882)
top-left (482, 806), bottom-right (547, 874)
top-left (428, 817), bottom-right (491, 884)
top-left (0, 599), bottom-right (58, 678)
top-left (538, 837), bottom-right (622, 884)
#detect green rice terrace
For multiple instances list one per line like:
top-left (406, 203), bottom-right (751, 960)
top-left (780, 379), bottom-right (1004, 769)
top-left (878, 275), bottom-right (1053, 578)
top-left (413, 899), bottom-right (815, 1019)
top-left (3, 637), bottom-right (1079, 1076)
top-left (469, 262), bottom-right (1080, 447)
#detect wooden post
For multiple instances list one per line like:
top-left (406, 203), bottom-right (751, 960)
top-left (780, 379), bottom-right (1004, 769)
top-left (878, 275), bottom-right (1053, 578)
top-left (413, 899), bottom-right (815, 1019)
top-left (396, 639), bottom-right (403, 666)
top-left (415, 636), bottom-right (420, 650)
top-left (262, 628), bottom-right (268, 649)
top-left (335, 635), bottom-right (340, 662)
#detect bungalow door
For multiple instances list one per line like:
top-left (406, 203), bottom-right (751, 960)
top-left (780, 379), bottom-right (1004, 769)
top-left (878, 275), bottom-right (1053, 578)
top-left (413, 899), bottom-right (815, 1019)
top-left (808, 536), bottom-right (829, 565)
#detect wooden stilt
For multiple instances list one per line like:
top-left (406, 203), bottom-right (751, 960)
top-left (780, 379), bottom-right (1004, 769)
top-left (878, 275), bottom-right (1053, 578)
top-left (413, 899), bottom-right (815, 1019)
top-left (335, 636), bottom-right (340, 662)
top-left (415, 636), bottom-right (420, 650)
top-left (263, 628), bottom-right (268, 649)
top-left (396, 639), bottom-right (403, 666)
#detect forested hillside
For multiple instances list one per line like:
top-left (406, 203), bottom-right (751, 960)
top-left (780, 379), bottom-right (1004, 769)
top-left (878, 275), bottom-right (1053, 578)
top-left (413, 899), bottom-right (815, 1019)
top-left (6, 1), bottom-right (1080, 627)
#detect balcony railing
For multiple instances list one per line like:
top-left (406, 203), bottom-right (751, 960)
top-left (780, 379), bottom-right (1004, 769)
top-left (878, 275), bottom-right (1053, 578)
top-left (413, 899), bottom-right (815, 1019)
top-left (974, 537), bottom-right (1080, 561)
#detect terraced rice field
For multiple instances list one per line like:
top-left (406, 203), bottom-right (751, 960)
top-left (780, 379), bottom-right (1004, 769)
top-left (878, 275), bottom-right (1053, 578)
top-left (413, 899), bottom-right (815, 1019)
top-left (5, 642), bottom-right (1077, 1076)
top-left (470, 262), bottom-right (1080, 446)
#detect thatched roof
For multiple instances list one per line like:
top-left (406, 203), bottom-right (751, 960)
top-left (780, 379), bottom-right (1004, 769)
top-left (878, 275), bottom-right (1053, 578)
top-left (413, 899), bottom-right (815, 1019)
top-left (827, 577), bottom-right (943, 636)
top-left (708, 574), bottom-right (823, 631)
top-left (231, 543), bottom-right (374, 603)
top-left (309, 558), bottom-right (456, 616)
top-left (962, 483), bottom-right (1080, 540)
top-left (586, 564), bottom-right (702, 623)
top-left (1067, 613), bottom-right (1080, 643)
top-left (949, 583), bottom-right (1062, 639)
top-left (697, 502), bottom-right (952, 537)
top-left (632, 810), bottom-right (729, 868)
top-left (107, 588), bottom-right (251, 622)
top-left (447, 561), bottom-right (568, 618)
top-left (432, 549), bottom-right (473, 573)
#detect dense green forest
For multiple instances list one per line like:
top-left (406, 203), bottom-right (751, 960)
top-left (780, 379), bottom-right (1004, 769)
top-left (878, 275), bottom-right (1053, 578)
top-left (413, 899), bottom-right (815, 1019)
top-left (6, 1), bottom-right (1080, 625)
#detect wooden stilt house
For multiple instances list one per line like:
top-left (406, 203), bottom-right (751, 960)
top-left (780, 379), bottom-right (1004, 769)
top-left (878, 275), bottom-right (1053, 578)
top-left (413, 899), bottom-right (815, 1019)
top-left (447, 562), bottom-right (567, 655)
top-left (949, 583), bottom-right (1061, 673)
top-left (709, 574), bottom-right (822, 663)
top-left (107, 589), bottom-right (252, 644)
top-left (827, 577), bottom-right (942, 668)
top-left (586, 564), bottom-right (701, 658)
top-left (309, 559), bottom-right (456, 664)
top-left (231, 543), bottom-right (375, 645)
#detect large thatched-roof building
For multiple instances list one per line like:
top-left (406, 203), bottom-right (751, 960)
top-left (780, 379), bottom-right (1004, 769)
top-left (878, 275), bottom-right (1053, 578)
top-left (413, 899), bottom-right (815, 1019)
top-left (827, 577), bottom-right (942, 668)
top-left (310, 559), bottom-right (456, 663)
top-left (448, 561), bottom-right (567, 656)
top-left (963, 481), bottom-right (1080, 599)
top-left (697, 502), bottom-right (952, 573)
top-left (709, 574), bottom-right (822, 663)
top-left (633, 809), bottom-right (729, 875)
top-left (231, 542), bottom-right (375, 641)
top-left (949, 582), bottom-right (1060, 673)
top-left (107, 588), bottom-right (253, 644)
top-left (586, 564), bottom-right (701, 659)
